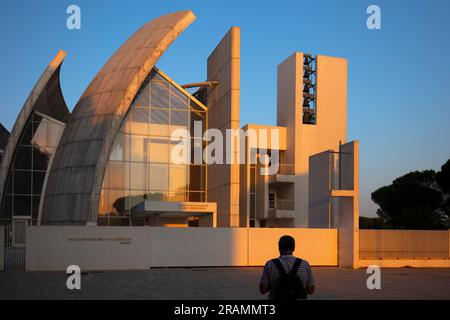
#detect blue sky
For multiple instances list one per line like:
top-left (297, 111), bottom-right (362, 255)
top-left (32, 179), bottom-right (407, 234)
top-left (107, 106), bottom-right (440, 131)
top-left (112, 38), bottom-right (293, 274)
top-left (1, 0), bottom-right (449, 217)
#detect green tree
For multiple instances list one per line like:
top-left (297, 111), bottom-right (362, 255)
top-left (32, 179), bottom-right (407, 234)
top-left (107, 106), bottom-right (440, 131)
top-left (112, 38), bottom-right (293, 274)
top-left (371, 168), bottom-right (448, 230)
top-left (436, 159), bottom-right (450, 220)
top-left (359, 216), bottom-right (392, 229)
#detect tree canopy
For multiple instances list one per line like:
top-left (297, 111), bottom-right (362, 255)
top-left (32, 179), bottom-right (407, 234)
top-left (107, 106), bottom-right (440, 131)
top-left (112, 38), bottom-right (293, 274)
top-left (370, 159), bottom-right (450, 230)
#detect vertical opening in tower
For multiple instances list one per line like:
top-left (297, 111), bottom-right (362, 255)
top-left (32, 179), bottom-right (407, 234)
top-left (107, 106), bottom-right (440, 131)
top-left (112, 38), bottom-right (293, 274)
top-left (302, 53), bottom-right (317, 125)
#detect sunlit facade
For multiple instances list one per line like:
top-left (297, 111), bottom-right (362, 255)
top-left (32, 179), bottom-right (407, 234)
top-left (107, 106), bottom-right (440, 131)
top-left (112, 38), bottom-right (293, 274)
top-left (98, 69), bottom-right (207, 226)
top-left (0, 11), bottom-right (357, 231)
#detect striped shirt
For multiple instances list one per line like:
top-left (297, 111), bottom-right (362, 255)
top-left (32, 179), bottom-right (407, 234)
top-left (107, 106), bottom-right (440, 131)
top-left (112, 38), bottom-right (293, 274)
top-left (260, 255), bottom-right (315, 299)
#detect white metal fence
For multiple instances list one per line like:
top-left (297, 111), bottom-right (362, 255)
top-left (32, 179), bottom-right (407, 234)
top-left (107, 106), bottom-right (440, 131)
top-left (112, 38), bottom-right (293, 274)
top-left (3, 223), bottom-right (26, 271)
top-left (359, 230), bottom-right (450, 259)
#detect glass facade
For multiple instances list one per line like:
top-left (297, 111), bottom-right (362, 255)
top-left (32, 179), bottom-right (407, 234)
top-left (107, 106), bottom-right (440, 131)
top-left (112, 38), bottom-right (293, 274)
top-left (99, 69), bottom-right (207, 226)
top-left (0, 113), bottom-right (65, 225)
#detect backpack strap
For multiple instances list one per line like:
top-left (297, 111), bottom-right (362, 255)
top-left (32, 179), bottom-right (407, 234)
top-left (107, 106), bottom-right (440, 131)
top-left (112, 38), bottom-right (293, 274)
top-left (289, 258), bottom-right (303, 275)
top-left (271, 258), bottom-right (287, 275)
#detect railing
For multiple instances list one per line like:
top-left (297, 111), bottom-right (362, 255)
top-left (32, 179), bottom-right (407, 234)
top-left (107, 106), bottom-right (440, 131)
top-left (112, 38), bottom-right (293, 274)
top-left (3, 223), bottom-right (26, 271)
top-left (270, 199), bottom-right (295, 211)
top-left (359, 230), bottom-right (450, 259)
top-left (277, 164), bottom-right (294, 175)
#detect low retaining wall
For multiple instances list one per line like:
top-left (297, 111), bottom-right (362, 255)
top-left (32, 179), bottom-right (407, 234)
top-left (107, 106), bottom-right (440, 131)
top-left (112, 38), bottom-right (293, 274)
top-left (26, 227), bottom-right (151, 271)
top-left (149, 227), bottom-right (249, 267)
top-left (26, 226), bottom-right (338, 271)
top-left (247, 228), bottom-right (337, 266)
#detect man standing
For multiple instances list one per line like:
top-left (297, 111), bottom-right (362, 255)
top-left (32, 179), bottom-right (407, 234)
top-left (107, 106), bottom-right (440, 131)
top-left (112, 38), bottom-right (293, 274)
top-left (259, 235), bottom-right (315, 300)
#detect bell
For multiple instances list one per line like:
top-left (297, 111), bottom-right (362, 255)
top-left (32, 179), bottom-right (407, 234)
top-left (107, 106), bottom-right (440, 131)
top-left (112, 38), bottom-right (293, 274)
top-left (303, 100), bottom-right (310, 108)
top-left (303, 112), bottom-right (311, 124)
top-left (304, 83), bottom-right (312, 92)
top-left (303, 92), bottom-right (315, 100)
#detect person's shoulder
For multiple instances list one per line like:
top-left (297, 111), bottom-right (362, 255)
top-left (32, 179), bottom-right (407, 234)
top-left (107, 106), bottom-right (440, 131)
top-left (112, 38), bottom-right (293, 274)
top-left (298, 257), bottom-right (309, 264)
top-left (265, 258), bottom-right (277, 265)
top-left (295, 257), bottom-right (311, 267)
top-left (299, 258), bottom-right (312, 270)
top-left (264, 258), bottom-right (279, 268)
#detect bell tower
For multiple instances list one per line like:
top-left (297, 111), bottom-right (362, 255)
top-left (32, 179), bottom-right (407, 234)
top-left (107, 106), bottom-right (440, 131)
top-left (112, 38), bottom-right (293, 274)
top-left (277, 53), bottom-right (348, 227)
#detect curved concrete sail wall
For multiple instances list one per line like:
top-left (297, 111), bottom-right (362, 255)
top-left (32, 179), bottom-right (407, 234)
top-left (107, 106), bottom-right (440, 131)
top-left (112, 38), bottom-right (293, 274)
top-left (41, 11), bottom-right (196, 225)
top-left (0, 124), bottom-right (9, 163)
top-left (0, 50), bottom-right (69, 220)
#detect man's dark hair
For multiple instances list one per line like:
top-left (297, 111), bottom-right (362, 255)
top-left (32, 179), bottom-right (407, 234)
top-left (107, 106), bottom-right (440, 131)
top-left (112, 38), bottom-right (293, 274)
top-left (278, 235), bottom-right (295, 252)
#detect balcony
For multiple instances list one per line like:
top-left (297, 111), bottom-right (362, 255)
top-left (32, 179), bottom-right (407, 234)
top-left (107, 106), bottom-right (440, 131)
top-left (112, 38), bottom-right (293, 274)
top-left (269, 163), bottom-right (295, 185)
top-left (273, 199), bottom-right (294, 210)
top-left (278, 164), bottom-right (294, 175)
top-left (268, 199), bottom-right (295, 219)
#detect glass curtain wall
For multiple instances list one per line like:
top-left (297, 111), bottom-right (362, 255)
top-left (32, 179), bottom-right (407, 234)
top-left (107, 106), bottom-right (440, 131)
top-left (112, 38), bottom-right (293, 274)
top-left (0, 113), bottom-right (65, 225)
top-left (99, 69), bottom-right (207, 226)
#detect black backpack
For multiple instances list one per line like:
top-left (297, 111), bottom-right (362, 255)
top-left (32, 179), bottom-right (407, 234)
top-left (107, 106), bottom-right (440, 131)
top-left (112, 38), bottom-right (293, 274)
top-left (271, 258), bottom-right (307, 300)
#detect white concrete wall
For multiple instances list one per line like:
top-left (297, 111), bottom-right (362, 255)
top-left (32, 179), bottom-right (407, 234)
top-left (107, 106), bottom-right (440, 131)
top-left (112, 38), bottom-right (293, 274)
top-left (0, 226), bottom-right (4, 271)
top-left (26, 227), bottom-right (151, 271)
top-left (248, 228), bottom-right (338, 266)
top-left (338, 141), bottom-right (359, 269)
top-left (149, 228), bottom-right (248, 267)
top-left (26, 226), bottom-right (338, 271)
top-left (309, 151), bottom-right (333, 228)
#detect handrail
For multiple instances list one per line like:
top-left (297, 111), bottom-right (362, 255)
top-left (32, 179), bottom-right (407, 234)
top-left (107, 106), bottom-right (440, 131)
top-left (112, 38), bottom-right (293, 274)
top-left (275, 199), bottom-right (295, 211)
top-left (278, 164), bottom-right (294, 175)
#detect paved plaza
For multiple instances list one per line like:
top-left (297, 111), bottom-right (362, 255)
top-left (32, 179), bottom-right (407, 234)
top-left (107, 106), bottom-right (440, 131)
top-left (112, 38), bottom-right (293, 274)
top-left (1, 267), bottom-right (449, 300)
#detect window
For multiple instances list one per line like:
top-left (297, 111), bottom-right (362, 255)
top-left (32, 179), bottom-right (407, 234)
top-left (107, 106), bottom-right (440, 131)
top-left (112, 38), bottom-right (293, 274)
top-left (170, 110), bottom-right (189, 135)
top-left (151, 81), bottom-right (169, 109)
top-left (148, 138), bottom-right (169, 163)
top-left (150, 109), bottom-right (169, 136)
top-left (0, 113), bottom-right (64, 225)
top-left (170, 84), bottom-right (189, 110)
top-left (169, 165), bottom-right (187, 192)
top-left (269, 193), bottom-right (276, 209)
top-left (99, 68), bottom-right (207, 226)
top-left (129, 108), bottom-right (149, 135)
top-left (148, 164), bottom-right (168, 191)
top-left (133, 80), bottom-right (150, 107)
top-left (129, 162), bottom-right (146, 190)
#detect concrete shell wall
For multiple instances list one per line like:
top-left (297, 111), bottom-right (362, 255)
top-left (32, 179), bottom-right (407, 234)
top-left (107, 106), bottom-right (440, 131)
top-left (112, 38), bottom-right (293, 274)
top-left (40, 11), bottom-right (196, 225)
top-left (0, 124), bottom-right (9, 164)
top-left (0, 51), bottom-right (69, 215)
top-left (0, 124), bottom-right (9, 151)
top-left (206, 27), bottom-right (241, 227)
